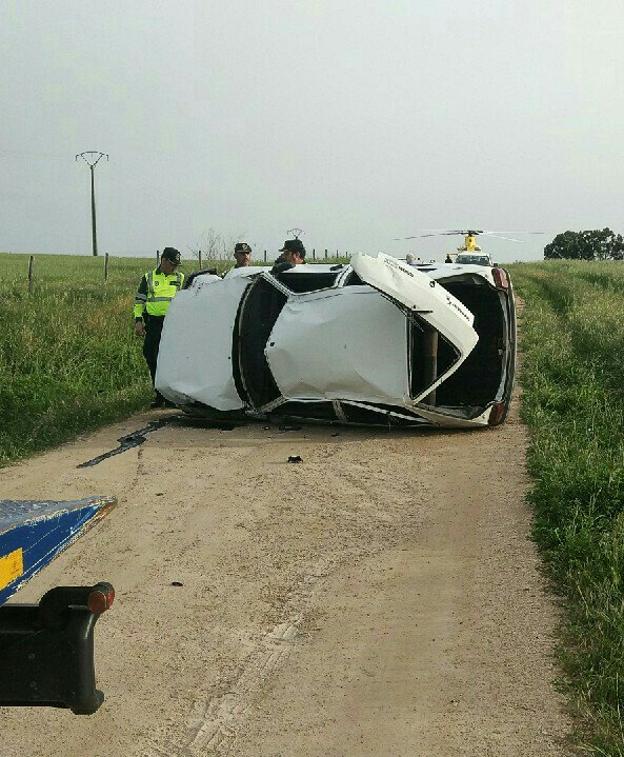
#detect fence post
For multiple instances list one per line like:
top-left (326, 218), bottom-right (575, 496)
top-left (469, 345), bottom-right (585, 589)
top-left (264, 249), bottom-right (267, 262)
top-left (28, 255), bottom-right (35, 293)
top-left (104, 252), bottom-right (109, 282)
top-left (324, 248), bottom-right (328, 260)
top-left (198, 249), bottom-right (202, 269)
top-left (312, 248), bottom-right (316, 260)
top-left (156, 249), bottom-right (160, 265)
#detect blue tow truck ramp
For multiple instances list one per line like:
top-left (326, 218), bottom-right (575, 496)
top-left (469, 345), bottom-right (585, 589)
top-left (0, 496), bottom-right (116, 714)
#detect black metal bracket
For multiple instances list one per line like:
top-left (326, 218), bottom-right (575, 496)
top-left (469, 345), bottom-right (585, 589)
top-left (77, 417), bottom-right (176, 468)
top-left (0, 582), bottom-right (114, 714)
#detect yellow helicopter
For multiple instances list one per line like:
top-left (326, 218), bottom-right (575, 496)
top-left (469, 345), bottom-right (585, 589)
top-left (456, 230), bottom-right (483, 252)
top-left (395, 229), bottom-right (544, 263)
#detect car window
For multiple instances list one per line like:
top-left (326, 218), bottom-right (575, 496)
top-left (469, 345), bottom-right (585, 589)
top-left (409, 319), bottom-right (460, 398)
top-left (456, 255), bottom-right (489, 265)
top-left (238, 277), bottom-right (287, 408)
top-left (274, 271), bottom-right (340, 293)
top-left (343, 271), bottom-right (364, 286)
top-left (342, 403), bottom-right (419, 426)
top-left (271, 401), bottom-right (337, 421)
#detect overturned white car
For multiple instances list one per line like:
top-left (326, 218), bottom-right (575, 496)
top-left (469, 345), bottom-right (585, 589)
top-left (156, 253), bottom-right (516, 428)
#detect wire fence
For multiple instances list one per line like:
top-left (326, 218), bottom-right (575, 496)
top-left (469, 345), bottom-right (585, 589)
top-left (193, 247), bottom-right (352, 268)
top-left (18, 249), bottom-right (354, 287)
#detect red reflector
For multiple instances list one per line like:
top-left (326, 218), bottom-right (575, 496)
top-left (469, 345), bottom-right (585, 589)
top-left (488, 401), bottom-right (507, 426)
top-left (87, 585), bottom-right (115, 614)
top-left (492, 267), bottom-right (509, 289)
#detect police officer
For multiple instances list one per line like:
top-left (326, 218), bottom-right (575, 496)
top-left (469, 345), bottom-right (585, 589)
top-left (133, 247), bottom-right (184, 407)
top-left (279, 238), bottom-right (306, 265)
top-left (271, 239), bottom-right (306, 273)
top-left (233, 242), bottom-right (252, 267)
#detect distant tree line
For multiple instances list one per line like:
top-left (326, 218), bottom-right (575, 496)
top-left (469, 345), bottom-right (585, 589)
top-left (544, 228), bottom-right (624, 260)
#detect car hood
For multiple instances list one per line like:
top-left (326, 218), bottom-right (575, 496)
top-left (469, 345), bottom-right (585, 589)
top-left (156, 276), bottom-right (249, 410)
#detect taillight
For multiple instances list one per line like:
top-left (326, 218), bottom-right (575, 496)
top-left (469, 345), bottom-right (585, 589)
top-left (492, 267), bottom-right (509, 289)
top-left (87, 583), bottom-right (115, 614)
top-left (488, 401), bottom-right (507, 426)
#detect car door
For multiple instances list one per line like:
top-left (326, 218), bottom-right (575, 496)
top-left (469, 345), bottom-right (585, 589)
top-left (350, 253), bottom-right (479, 402)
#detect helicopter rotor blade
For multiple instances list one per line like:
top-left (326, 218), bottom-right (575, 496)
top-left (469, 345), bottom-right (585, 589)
top-left (417, 233), bottom-right (456, 238)
top-left (480, 229), bottom-right (545, 235)
top-left (393, 228), bottom-right (545, 241)
top-left (393, 230), bottom-right (472, 240)
top-left (392, 234), bottom-right (452, 240)
top-left (480, 234), bottom-right (525, 243)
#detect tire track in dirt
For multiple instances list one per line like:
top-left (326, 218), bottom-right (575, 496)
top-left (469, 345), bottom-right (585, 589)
top-left (159, 437), bottom-right (436, 756)
top-left (179, 564), bottom-right (329, 756)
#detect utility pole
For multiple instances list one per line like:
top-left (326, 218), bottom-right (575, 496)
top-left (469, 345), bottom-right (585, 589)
top-left (75, 151), bottom-right (109, 256)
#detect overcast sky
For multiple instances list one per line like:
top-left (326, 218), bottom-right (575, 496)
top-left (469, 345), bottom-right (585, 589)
top-left (1, 0), bottom-right (622, 262)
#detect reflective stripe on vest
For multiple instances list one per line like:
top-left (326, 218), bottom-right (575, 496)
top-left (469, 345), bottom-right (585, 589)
top-left (144, 269), bottom-right (183, 317)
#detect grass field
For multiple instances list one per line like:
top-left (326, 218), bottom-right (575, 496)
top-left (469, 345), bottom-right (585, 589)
top-left (0, 252), bottom-right (157, 465)
top-left (510, 260), bottom-right (624, 755)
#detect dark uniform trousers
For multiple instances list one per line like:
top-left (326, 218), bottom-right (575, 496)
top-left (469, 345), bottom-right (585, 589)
top-left (143, 315), bottom-right (165, 397)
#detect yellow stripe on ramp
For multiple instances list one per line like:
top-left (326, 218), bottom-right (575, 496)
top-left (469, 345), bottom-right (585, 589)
top-left (0, 548), bottom-right (24, 590)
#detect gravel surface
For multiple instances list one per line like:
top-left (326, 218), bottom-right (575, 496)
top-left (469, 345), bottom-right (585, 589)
top-left (0, 389), bottom-right (571, 756)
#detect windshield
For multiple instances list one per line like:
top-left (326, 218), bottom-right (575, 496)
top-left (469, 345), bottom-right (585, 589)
top-left (455, 255), bottom-right (490, 265)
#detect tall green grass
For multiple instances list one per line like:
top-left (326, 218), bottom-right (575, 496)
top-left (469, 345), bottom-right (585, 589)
top-left (510, 261), bottom-right (624, 755)
top-left (0, 253), bottom-right (164, 465)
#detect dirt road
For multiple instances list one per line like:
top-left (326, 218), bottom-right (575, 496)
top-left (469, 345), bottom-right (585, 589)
top-left (0, 395), bottom-right (571, 756)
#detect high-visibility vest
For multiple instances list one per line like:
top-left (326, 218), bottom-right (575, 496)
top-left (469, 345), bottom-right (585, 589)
top-left (133, 268), bottom-right (184, 319)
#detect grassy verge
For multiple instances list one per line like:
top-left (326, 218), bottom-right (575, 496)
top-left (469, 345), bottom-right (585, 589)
top-left (0, 252), bottom-right (161, 466)
top-left (509, 261), bottom-right (624, 755)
